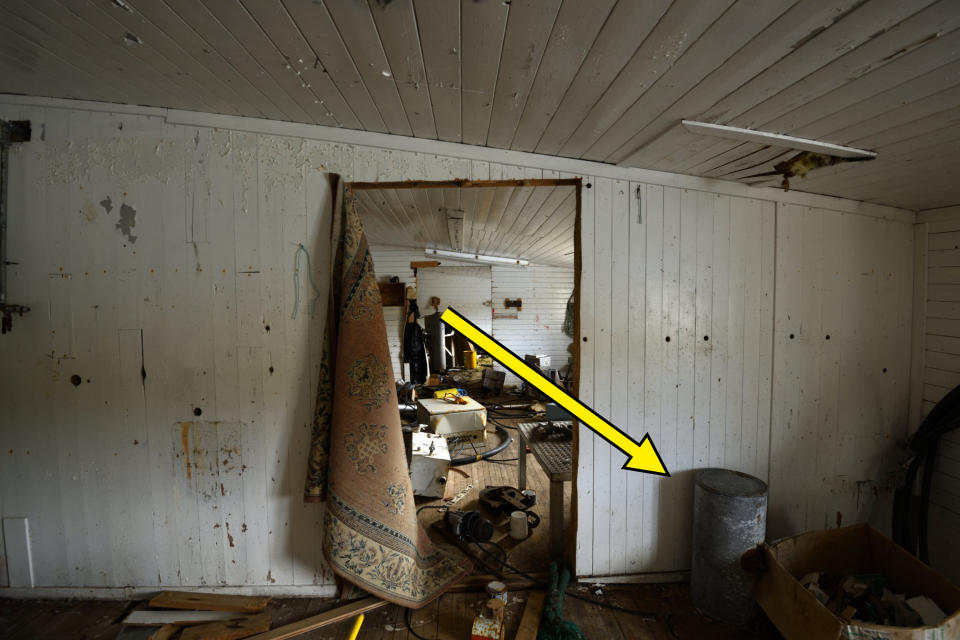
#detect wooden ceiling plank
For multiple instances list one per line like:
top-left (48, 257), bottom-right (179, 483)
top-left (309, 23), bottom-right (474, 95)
top-left (160, 0), bottom-right (311, 122)
top-left (442, 187), bottom-right (463, 249)
top-left (61, 0), bottom-right (236, 115)
top-left (367, 189), bottom-right (410, 238)
top-left (494, 168), bottom-right (543, 252)
top-left (614, 0), bottom-right (924, 168)
top-left (355, 189), bottom-right (404, 241)
top-left (724, 150), bottom-right (796, 181)
top-left (791, 57), bottom-right (960, 142)
top-left (801, 128), bottom-right (960, 193)
top-left (715, 147), bottom-right (791, 180)
top-left (413, 0), bottom-right (460, 142)
top-left (368, 0), bottom-right (438, 140)
top-left (460, 0), bottom-right (509, 146)
top-left (132, 0), bottom-right (292, 121)
top-left (514, 185), bottom-right (574, 243)
top-left (557, 0), bottom-right (736, 159)
top-left (0, 23), bottom-right (132, 104)
top-left (235, 0), bottom-right (362, 128)
top-left (500, 182), bottom-right (555, 250)
top-left (486, 183), bottom-right (535, 254)
top-left (314, 0), bottom-right (418, 136)
top-left (502, 187), bottom-right (575, 258)
top-left (424, 186), bottom-right (447, 247)
top-left (390, 188), bottom-right (431, 247)
top-left (12, 0), bottom-right (205, 112)
top-left (199, 0), bottom-right (337, 126)
top-left (791, 131), bottom-right (960, 199)
top-left (276, 0), bottom-right (388, 133)
top-left (686, 142), bottom-right (767, 177)
top-left (533, 0), bottom-right (673, 156)
top-left (480, 0), bottom-right (562, 148)
top-left (698, 143), bottom-right (781, 178)
top-left (0, 5), bottom-right (153, 106)
top-left (509, 0), bottom-right (616, 151)
top-left (470, 186), bottom-right (497, 248)
top-left (815, 84), bottom-right (960, 153)
top-left (585, 0), bottom-right (794, 162)
top-left (636, 0), bottom-right (939, 170)
top-left (409, 186), bottom-right (444, 248)
top-left (459, 187), bottom-right (479, 254)
top-left (96, 0), bottom-right (270, 118)
top-left (720, 0), bottom-right (960, 138)
top-left (763, 28), bottom-right (960, 140)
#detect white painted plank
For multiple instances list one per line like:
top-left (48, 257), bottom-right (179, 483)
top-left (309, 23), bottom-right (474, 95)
top-left (575, 176), bottom-right (596, 577)
top-left (590, 178), bottom-right (613, 576)
top-left (625, 181), bottom-right (647, 572)
top-left (641, 184), bottom-right (664, 571)
top-left (413, 0), bottom-right (460, 142)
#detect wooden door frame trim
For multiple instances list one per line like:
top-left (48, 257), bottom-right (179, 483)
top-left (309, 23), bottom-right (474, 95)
top-left (346, 178), bottom-right (581, 190)
top-left (345, 176), bottom-right (583, 572)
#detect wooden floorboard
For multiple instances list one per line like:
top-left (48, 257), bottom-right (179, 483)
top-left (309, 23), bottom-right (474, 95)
top-left (0, 586), bottom-right (780, 639)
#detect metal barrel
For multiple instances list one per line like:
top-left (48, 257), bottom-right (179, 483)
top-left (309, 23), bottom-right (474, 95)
top-left (690, 468), bottom-right (768, 623)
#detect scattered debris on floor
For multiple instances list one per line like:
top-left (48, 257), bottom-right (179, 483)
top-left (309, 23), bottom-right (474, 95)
top-left (114, 591), bottom-right (387, 640)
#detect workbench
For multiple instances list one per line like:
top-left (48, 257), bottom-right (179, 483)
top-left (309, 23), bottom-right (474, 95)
top-left (517, 421), bottom-right (573, 559)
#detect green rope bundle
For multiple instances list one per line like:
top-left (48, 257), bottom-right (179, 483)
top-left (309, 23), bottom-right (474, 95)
top-left (538, 562), bottom-right (585, 640)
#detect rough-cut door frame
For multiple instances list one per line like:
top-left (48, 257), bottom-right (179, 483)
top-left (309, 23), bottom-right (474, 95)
top-left (346, 177), bottom-right (583, 569)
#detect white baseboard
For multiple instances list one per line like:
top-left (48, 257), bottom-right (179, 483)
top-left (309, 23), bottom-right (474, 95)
top-left (579, 570), bottom-right (690, 584)
top-left (0, 583), bottom-right (338, 600)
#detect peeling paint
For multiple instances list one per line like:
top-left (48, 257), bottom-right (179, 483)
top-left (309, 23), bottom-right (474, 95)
top-left (116, 203), bottom-right (137, 243)
top-left (99, 196), bottom-right (113, 214)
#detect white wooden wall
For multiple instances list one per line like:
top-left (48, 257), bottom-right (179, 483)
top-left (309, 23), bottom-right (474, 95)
top-left (0, 96), bottom-right (916, 593)
top-left (914, 206), bottom-right (960, 585)
top-left (368, 244), bottom-right (575, 385)
top-left (576, 185), bottom-right (915, 577)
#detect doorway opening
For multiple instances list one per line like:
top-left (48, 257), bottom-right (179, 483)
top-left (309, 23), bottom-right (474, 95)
top-left (348, 178), bottom-right (581, 574)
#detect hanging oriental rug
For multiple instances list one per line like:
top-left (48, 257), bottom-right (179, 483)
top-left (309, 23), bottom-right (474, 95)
top-left (304, 176), bottom-right (471, 607)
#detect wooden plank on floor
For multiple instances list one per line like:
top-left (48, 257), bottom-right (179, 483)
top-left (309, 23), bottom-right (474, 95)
top-left (515, 591), bottom-right (546, 640)
top-left (149, 591), bottom-right (271, 613)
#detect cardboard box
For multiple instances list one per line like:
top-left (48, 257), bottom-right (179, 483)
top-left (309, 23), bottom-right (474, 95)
top-left (417, 397), bottom-right (487, 443)
top-left (754, 524), bottom-right (960, 639)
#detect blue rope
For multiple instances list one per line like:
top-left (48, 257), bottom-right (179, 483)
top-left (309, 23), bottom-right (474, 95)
top-left (291, 243), bottom-right (321, 320)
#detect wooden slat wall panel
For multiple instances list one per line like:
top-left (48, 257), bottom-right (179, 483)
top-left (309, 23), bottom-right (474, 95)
top-left (1, 0), bottom-right (957, 210)
top-left (0, 99), bottom-right (917, 591)
top-left (919, 215), bottom-right (960, 584)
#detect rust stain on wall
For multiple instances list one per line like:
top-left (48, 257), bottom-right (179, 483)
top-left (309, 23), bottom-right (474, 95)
top-left (180, 422), bottom-right (192, 480)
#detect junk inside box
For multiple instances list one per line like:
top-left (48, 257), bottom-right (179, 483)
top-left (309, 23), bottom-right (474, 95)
top-left (751, 524), bottom-right (959, 640)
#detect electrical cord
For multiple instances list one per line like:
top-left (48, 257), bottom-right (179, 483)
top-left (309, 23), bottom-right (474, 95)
top-left (449, 425), bottom-right (513, 466)
top-left (892, 384), bottom-right (960, 561)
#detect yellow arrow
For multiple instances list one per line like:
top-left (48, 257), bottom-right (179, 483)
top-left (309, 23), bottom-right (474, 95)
top-left (441, 307), bottom-right (669, 476)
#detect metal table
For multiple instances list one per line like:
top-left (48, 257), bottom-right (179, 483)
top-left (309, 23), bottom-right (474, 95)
top-left (517, 421), bottom-right (573, 558)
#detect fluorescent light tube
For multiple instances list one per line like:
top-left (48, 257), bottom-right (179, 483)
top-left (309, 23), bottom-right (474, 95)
top-left (681, 120), bottom-right (877, 159)
top-left (426, 248), bottom-right (529, 267)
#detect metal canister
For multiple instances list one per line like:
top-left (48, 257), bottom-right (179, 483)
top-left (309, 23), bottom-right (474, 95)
top-left (485, 580), bottom-right (507, 605)
top-left (690, 468), bottom-right (768, 624)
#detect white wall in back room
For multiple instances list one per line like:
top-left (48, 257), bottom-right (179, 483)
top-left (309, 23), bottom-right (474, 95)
top-left (0, 95), bottom-right (918, 592)
top-left (367, 244), bottom-right (575, 385)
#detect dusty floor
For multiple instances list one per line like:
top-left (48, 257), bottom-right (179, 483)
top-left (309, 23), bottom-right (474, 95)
top-left (0, 584), bottom-right (782, 639)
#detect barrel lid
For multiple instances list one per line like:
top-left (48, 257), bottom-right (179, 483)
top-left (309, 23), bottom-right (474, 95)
top-left (695, 468), bottom-right (767, 497)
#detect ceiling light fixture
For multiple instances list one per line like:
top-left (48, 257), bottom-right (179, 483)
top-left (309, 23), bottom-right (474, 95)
top-left (681, 120), bottom-right (877, 159)
top-left (425, 248), bottom-right (529, 267)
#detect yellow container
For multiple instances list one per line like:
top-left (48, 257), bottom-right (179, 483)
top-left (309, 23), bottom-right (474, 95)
top-left (463, 350), bottom-right (478, 369)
